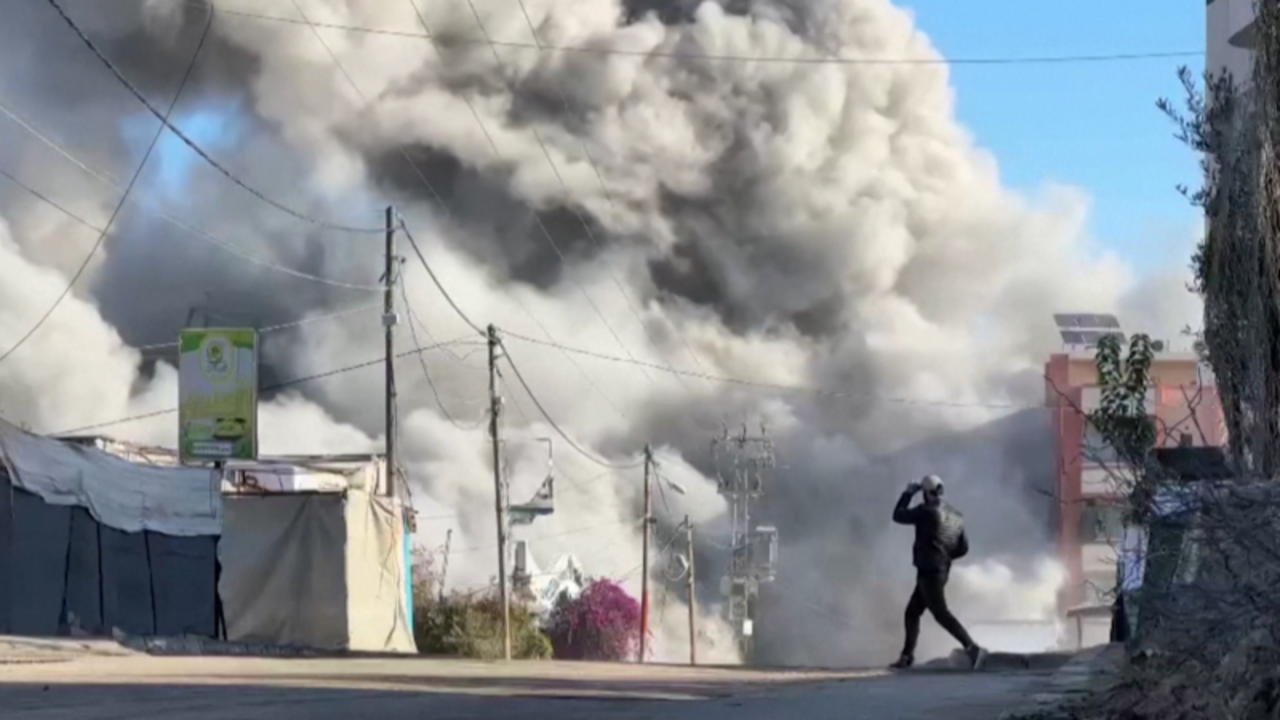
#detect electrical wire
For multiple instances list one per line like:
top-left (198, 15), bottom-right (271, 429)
top-left (510, 0), bottom-right (711, 392)
top-left (399, 277), bottom-right (488, 431)
top-left (276, 0), bottom-right (628, 418)
top-left (615, 528), bottom-right (682, 584)
top-left (404, 304), bottom-right (471, 363)
top-left (132, 302), bottom-right (383, 352)
top-left (179, 2), bottom-right (1203, 66)
top-left (405, 0), bottom-right (632, 419)
top-left (459, 0), bottom-right (656, 389)
top-left (0, 6), bottom-right (214, 366)
top-left (448, 517), bottom-right (641, 554)
top-left (498, 327), bottom-right (1045, 410)
top-left (0, 165), bottom-right (107, 235)
top-left (497, 340), bottom-right (644, 470)
top-left (397, 221), bottom-right (485, 337)
top-left (0, 98), bottom-right (383, 292)
top-left (43, 0), bottom-right (383, 234)
top-left (51, 336), bottom-right (481, 436)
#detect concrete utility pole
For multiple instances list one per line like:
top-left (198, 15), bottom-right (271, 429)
top-left (487, 324), bottom-right (512, 661)
top-left (686, 515), bottom-right (697, 666)
top-left (383, 206), bottom-right (398, 498)
top-left (639, 443), bottom-right (654, 662)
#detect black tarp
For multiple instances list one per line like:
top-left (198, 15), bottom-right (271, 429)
top-left (0, 472), bottom-right (217, 637)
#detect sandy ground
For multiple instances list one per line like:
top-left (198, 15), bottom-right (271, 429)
top-left (0, 644), bottom-right (1070, 720)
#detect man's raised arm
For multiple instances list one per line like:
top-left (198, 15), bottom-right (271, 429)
top-left (892, 482), bottom-right (922, 525)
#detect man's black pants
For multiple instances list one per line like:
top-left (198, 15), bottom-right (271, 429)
top-left (901, 569), bottom-right (974, 657)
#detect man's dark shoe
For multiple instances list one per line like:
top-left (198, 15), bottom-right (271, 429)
top-left (965, 644), bottom-right (988, 671)
top-left (888, 654), bottom-right (914, 670)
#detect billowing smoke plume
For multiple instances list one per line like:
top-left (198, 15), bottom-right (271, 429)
top-left (0, 0), bottom-right (1199, 665)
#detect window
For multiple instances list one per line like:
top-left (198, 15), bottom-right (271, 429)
top-left (1079, 500), bottom-right (1125, 544)
top-left (1081, 424), bottom-right (1121, 464)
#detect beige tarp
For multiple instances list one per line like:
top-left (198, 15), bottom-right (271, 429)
top-left (218, 490), bottom-right (414, 652)
top-left (345, 490), bottom-right (415, 653)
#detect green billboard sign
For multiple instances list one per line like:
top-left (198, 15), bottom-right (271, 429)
top-left (178, 328), bottom-right (259, 463)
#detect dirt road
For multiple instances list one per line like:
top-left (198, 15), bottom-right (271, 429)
top-left (0, 643), bottom-right (1075, 719)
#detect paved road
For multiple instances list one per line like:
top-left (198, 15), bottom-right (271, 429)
top-left (0, 650), bottom-right (1061, 719)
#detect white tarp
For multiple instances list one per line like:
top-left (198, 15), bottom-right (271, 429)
top-left (226, 464), bottom-right (352, 493)
top-left (0, 420), bottom-right (221, 536)
top-left (222, 456), bottom-right (383, 494)
top-left (526, 553), bottom-right (585, 616)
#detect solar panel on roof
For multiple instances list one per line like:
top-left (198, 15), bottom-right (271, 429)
top-left (1091, 314), bottom-right (1122, 329)
top-left (1059, 330), bottom-right (1086, 345)
top-left (1079, 330), bottom-right (1126, 346)
top-left (1054, 312), bottom-right (1122, 331)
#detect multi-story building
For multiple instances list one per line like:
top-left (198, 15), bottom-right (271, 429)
top-left (1208, 0), bottom-right (1257, 81)
top-left (1044, 315), bottom-right (1224, 643)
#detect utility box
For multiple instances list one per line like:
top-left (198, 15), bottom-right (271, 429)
top-left (751, 526), bottom-right (779, 583)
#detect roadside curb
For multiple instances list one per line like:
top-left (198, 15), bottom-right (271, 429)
top-left (997, 644), bottom-right (1124, 720)
top-left (0, 636), bottom-right (138, 665)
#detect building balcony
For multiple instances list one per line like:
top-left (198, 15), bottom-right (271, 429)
top-left (1081, 465), bottom-right (1126, 498)
top-left (1081, 542), bottom-right (1118, 575)
top-left (1080, 387), bottom-right (1156, 414)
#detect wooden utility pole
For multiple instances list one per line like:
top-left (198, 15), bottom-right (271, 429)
top-left (383, 206), bottom-right (398, 498)
top-left (639, 443), bottom-right (653, 662)
top-left (685, 515), bottom-right (697, 665)
top-left (487, 324), bottom-right (512, 661)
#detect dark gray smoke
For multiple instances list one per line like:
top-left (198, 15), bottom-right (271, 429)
top-left (0, 0), bottom-right (1200, 665)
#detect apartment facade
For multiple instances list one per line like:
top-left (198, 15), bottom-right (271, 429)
top-left (1044, 348), bottom-right (1225, 616)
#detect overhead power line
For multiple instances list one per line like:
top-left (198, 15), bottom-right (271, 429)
top-left (44, 0), bottom-right (383, 234)
top-left (498, 327), bottom-right (1046, 410)
top-left (188, 2), bottom-right (1202, 66)
top-left (51, 336), bottom-right (481, 436)
top-left (0, 165), bottom-right (105, 234)
top-left (0, 98), bottom-right (384, 292)
top-left (511, 0), bottom-right (712, 392)
top-left (497, 339), bottom-right (645, 470)
top-left (398, 277), bottom-right (488, 431)
top-left (266, 0), bottom-right (631, 419)
top-left (448, 517), bottom-right (642, 555)
top-left (132, 302), bottom-right (383, 351)
top-left (397, 221), bottom-right (485, 337)
top-left (0, 7), bottom-right (214, 366)
top-left (282, 1), bottom-right (627, 421)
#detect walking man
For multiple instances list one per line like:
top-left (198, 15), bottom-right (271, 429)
top-left (889, 474), bottom-right (986, 670)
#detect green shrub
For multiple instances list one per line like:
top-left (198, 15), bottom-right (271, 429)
top-left (517, 626), bottom-right (554, 659)
top-left (413, 583), bottom-right (550, 660)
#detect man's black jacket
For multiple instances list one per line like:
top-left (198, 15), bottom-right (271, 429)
top-left (892, 490), bottom-right (968, 573)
